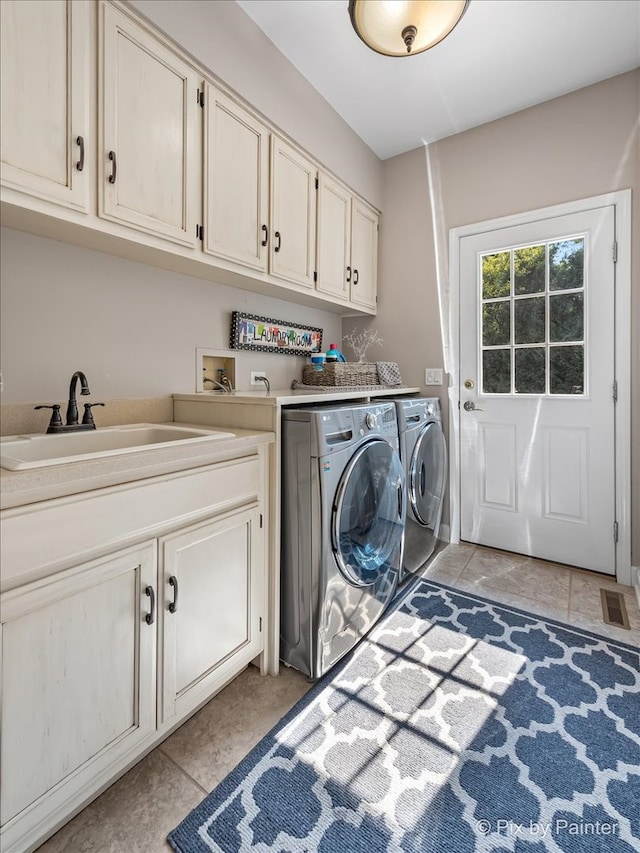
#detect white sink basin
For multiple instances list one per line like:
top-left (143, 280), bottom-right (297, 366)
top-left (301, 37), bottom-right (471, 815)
top-left (0, 424), bottom-right (235, 470)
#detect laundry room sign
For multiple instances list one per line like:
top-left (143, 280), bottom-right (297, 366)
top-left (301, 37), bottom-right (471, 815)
top-left (230, 311), bottom-right (323, 356)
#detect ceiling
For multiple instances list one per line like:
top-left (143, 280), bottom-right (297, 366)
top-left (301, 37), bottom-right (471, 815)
top-left (235, 0), bottom-right (640, 160)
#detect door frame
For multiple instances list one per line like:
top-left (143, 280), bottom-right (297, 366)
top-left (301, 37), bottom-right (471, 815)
top-left (447, 190), bottom-right (632, 584)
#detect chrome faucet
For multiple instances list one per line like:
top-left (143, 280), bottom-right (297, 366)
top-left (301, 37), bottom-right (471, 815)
top-left (35, 371), bottom-right (105, 434)
top-left (203, 376), bottom-right (231, 393)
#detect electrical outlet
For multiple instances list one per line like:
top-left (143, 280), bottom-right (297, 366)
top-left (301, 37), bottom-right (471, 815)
top-left (425, 368), bottom-right (443, 386)
top-left (251, 371), bottom-right (267, 386)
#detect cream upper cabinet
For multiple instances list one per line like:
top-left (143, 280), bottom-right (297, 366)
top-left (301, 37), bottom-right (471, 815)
top-left (270, 136), bottom-right (317, 289)
top-left (0, 0), bottom-right (90, 212)
top-left (203, 85), bottom-right (269, 272)
top-left (316, 174), bottom-right (379, 309)
top-left (316, 174), bottom-right (352, 302)
top-left (1, 0), bottom-right (377, 314)
top-left (350, 198), bottom-right (379, 311)
top-left (159, 506), bottom-right (264, 725)
top-left (0, 543), bottom-right (156, 849)
top-left (99, 2), bottom-right (198, 247)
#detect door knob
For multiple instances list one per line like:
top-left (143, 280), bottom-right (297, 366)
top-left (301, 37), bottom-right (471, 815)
top-left (463, 400), bottom-right (483, 412)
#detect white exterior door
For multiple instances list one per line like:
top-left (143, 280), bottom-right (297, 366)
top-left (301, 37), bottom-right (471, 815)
top-left (459, 205), bottom-right (616, 574)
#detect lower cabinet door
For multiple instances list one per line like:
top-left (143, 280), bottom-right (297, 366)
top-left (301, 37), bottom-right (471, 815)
top-left (159, 506), bottom-right (264, 725)
top-left (0, 543), bottom-right (157, 850)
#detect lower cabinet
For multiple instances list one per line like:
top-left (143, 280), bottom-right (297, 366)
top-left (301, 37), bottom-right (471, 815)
top-left (0, 543), bottom-right (158, 852)
top-left (0, 458), bottom-right (267, 853)
top-left (159, 506), bottom-right (264, 724)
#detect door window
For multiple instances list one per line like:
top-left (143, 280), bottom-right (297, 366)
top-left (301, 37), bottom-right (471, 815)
top-left (332, 440), bottom-right (404, 587)
top-left (481, 237), bottom-right (585, 395)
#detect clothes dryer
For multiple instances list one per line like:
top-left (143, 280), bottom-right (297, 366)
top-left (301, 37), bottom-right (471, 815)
top-left (281, 401), bottom-right (405, 679)
top-left (394, 397), bottom-right (447, 581)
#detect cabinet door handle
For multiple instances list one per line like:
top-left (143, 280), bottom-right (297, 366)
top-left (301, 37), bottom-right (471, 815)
top-left (168, 575), bottom-right (179, 613)
top-left (261, 224), bottom-right (268, 247)
top-left (346, 266), bottom-right (352, 283)
top-left (76, 136), bottom-right (85, 172)
top-left (274, 231), bottom-right (281, 252)
top-left (144, 585), bottom-right (155, 625)
top-left (108, 150), bottom-right (117, 184)
top-left (353, 268), bottom-right (359, 285)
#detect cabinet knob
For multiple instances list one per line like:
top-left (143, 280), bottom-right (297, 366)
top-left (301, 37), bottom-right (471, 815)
top-left (274, 231), bottom-right (281, 253)
top-left (353, 269), bottom-right (359, 285)
top-left (108, 150), bottom-right (117, 184)
top-left (144, 586), bottom-right (155, 625)
top-left (76, 136), bottom-right (85, 172)
top-left (168, 575), bottom-right (179, 613)
top-left (346, 266), bottom-right (352, 283)
top-left (261, 224), bottom-right (268, 247)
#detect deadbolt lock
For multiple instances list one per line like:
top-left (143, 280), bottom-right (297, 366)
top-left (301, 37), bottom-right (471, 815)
top-left (464, 379), bottom-right (475, 389)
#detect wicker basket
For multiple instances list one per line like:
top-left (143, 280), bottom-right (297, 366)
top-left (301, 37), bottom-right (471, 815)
top-left (302, 363), bottom-right (379, 387)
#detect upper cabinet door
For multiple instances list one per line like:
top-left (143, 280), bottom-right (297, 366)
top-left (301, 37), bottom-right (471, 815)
top-left (100, 2), bottom-right (198, 247)
top-left (316, 174), bottom-right (351, 303)
top-left (0, 0), bottom-right (89, 212)
top-left (203, 85), bottom-right (269, 272)
top-left (270, 137), bottom-right (316, 289)
top-left (350, 199), bottom-right (379, 311)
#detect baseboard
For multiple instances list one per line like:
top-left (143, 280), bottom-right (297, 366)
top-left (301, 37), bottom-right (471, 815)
top-left (439, 523), bottom-right (450, 543)
top-left (633, 566), bottom-right (640, 608)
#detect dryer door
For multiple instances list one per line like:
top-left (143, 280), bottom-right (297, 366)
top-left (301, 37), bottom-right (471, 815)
top-left (332, 439), bottom-right (405, 587)
top-left (409, 421), bottom-right (447, 528)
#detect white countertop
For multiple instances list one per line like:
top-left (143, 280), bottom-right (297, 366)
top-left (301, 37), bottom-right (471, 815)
top-left (174, 386), bottom-right (422, 407)
top-left (0, 424), bottom-right (274, 511)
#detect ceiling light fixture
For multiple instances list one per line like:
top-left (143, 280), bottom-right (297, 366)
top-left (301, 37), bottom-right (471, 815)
top-left (348, 0), bottom-right (470, 57)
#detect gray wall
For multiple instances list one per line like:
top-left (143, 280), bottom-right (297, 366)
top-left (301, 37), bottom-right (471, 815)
top-left (0, 228), bottom-right (343, 403)
top-left (344, 69), bottom-right (639, 562)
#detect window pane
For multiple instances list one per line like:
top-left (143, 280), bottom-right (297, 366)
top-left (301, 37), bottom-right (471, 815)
top-left (550, 346), bottom-right (584, 394)
top-left (482, 252), bottom-right (510, 298)
top-left (483, 349), bottom-right (511, 394)
top-left (514, 297), bottom-right (545, 344)
top-left (514, 245), bottom-right (545, 294)
top-left (515, 348), bottom-right (545, 394)
top-left (550, 292), bottom-right (584, 342)
top-left (550, 238), bottom-right (584, 291)
top-left (483, 302), bottom-right (510, 346)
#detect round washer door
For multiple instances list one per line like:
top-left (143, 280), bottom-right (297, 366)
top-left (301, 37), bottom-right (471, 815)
top-left (409, 421), bottom-right (447, 528)
top-left (332, 439), bottom-right (405, 587)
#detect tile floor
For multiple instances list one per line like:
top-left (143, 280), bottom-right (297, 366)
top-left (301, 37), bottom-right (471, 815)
top-left (35, 544), bottom-right (639, 852)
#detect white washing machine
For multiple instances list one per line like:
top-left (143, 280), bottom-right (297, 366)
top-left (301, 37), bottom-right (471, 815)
top-left (281, 401), bottom-right (405, 679)
top-left (394, 397), bottom-right (447, 582)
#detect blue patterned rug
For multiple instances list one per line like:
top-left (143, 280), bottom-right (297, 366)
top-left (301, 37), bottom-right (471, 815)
top-left (168, 579), bottom-right (640, 852)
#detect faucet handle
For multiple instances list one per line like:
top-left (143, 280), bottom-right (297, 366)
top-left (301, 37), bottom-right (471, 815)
top-left (35, 404), bottom-right (63, 432)
top-left (81, 402), bottom-right (105, 427)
